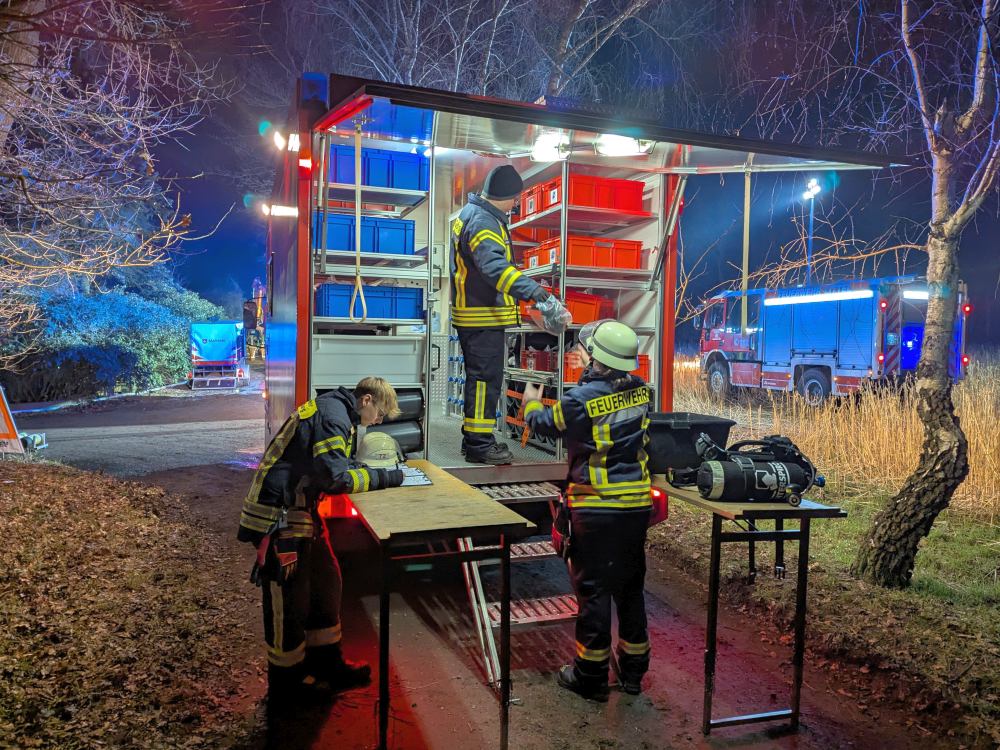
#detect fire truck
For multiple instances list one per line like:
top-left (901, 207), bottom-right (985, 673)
top-left (696, 276), bottom-right (971, 404)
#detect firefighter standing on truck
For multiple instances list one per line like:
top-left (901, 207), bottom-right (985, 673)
top-left (451, 164), bottom-right (570, 465)
top-left (237, 376), bottom-right (405, 707)
top-left (522, 321), bottom-right (653, 701)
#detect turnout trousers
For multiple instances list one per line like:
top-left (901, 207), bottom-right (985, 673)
top-left (567, 508), bottom-right (651, 688)
top-left (261, 524), bottom-right (343, 668)
top-left (456, 327), bottom-right (506, 455)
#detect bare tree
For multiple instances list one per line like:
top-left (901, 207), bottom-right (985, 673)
top-left (728, 0), bottom-right (999, 588)
top-left (0, 1), bottom-right (245, 364)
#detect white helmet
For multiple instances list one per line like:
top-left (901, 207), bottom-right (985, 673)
top-left (357, 430), bottom-right (403, 468)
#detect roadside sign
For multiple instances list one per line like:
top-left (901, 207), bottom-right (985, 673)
top-left (0, 386), bottom-right (24, 455)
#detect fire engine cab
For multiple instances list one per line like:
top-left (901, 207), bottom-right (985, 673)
top-left (696, 276), bottom-right (970, 404)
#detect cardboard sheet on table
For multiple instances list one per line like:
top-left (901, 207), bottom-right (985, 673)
top-left (399, 463), bottom-right (432, 486)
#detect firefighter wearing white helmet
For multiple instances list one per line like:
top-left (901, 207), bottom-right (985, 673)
top-left (522, 320), bottom-right (653, 702)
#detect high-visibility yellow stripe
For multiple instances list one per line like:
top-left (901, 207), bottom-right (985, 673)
top-left (267, 640), bottom-right (305, 667)
top-left (589, 423), bottom-right (612, 488)
top-left (592, 478), bottom-right (651, 492)
top-left (552, 402), bottom-right (567, 431)
top-left (245, 412), bottom-right (299, 508)
top-left (305, 624), bottom-right (343, 647)
top-left (312, 435), bottom-right (347, 457)
top-left (360, 468), bottom-right (371, 492)
top-left (455, 252), bottom-right (468, 307)
top-left (469, 229), bottom-right (506, 252)
top-left (575, 642), bottom-right (611, 661)
top-left (271, 581), bottom-right (284, 662)
top-left (464, 417), bottom-right (495, 425)
top-left (451, 305), bottom-right (518, 327)
top-left (523, 400), bottom-right (543, 416)
top-left (497, 266), bottom-right (522, 295)
top-left (567, 492), bottom-right (653, 510)
top-left (618, 639), bottom-right (650, 655)
top-left (475, 380), bottom-right (486, 420)
top-left (297, 400), bottom-right (317, 419)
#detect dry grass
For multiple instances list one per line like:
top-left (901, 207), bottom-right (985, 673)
top-left (671, 351), bottom-right (1000, 523)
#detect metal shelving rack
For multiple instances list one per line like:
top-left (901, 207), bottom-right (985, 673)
top-left (502, 161), bottom-right (665, 459)
top-left (310, 124), bottom-right (437, 456)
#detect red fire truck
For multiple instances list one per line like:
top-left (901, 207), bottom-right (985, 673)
top-left (696, 276), bottom-right (971, 404)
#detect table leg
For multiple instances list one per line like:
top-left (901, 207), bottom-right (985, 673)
top-left (500, 534), bottom-right (511, 750)
top-left (747, 521), bottom-right (757, 584)
top-left (379, 545), bottom-right (391, 750)
top-left (703, 514), bottom-right (723, 735)
top-left (775, 518), bottom-right (785, 579)
top-left (790, 518), bottom-right (810, 729)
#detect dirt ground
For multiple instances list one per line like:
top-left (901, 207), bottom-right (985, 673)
top-left (16, 391), bottom-right (960, 749)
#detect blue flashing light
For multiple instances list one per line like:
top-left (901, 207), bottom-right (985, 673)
top-left (258, 120), bottom-right (272, 137)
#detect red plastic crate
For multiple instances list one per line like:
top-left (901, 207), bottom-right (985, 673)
top-left (565, 289), bottom-right (615, 324)
top-left (612, 239), bottom-right (643, 269)
top-left (520, 348), bottom-right (557, 371)
top-left (612, 179), bottom-right (645, 213)
top-left (520, 184), bottom-right (544, 216)
top-left (632, 354), bottom-right (651, 381)
top-left (540, 178), bottom-right (561, 210)
top-left (525, 236), bottom-right (596, 268)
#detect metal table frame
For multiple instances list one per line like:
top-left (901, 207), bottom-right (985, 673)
top-left (656, 483), bottom-right (846, 735)
top-left (376, 538), bottom-right (513, 750)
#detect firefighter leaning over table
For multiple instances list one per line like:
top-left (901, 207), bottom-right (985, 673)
top-left (237, 377), bottom-right (405, 707)
top-left (522, 321), bottom-right (653, 702)
top-left (451, 164), bottom-right (571, 465)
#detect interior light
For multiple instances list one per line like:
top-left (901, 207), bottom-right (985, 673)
top-left (903, 290), bottom-right (930, 300)
top-left (594, 134), bottom-right (654, 157)
top-left (287, 133), bottom-right (301, 152)
top-left (530, 130), bottom-right (570, 162)
top-left (260, 203), bottom-right (271, 216)
top-left (802, 178), bottom-right (821, 200)
top-left (273, 130), bottom-right (286, 151)
top-left (764, 289), bottom-right (873, 306)
top-left (298, 158), bottom-right (312, 170)
top-left (268, 204), bottom-right (299, 217)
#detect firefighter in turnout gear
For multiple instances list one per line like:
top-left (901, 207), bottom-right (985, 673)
top-left (451, 164), bottom-right (570, 465)
top-left (522, 321), bottom-right (652, 701)
top-left (238, 377), bottom-right (405, 707)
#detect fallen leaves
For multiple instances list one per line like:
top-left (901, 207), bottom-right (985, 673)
top-left (0, 463), bottom-right (260, 749)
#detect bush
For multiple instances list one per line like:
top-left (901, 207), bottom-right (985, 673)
top-left (0, 287), bottom-right (225, 402)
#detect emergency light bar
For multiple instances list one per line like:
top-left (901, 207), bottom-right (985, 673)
top-left (763, 289), bottom-right (873, 306)
top-left (903, 290), bottom-right (930, 300)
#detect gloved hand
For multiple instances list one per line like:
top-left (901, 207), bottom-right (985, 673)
top-left (272, 533), bottom-right (300, 585)
top-left (534, 295), bottom-right (572, 334)
top-left (380, 468), bottom-right (405, 488)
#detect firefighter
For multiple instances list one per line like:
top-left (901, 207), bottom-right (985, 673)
top-left (237, 376), bottom-right (405, 707)
top-left (451, 164), bottom-right (570, 465)
top-left (522, 321), bottom-right (652, 701)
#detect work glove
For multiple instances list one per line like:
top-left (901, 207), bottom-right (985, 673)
top-left (272, 533), bottom-right (300, 585)
top-left (379, 468), bottom-right (405, 488)
top-left (533, 295), bottom-right (572, 334)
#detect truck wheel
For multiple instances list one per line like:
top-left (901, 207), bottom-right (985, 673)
top-left (707, 362), bottom-right (731, 401)
top-left (797, 369), bottom-right (831, 407)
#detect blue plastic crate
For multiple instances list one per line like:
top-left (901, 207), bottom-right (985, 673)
top-left (364, 149), bottom-right (393, 187)
top-left (320, 214), bottom-right (377, 252)
top-left (374, 218), bottom-right (415, 255)
top-left (315, 284), bottom-right (353, 317)
top-left (391, 152), bottom-right (430, 191)
top-left (357, 286), bottom-right (394, 318)
top-left (315, 283), bottom-right (398, 319)
top-left (394, 287), bottom-right (424, 319)
top-left (331, 144), bottom-right (357, 184)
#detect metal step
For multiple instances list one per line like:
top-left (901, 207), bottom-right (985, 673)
top-left (510, 540), bottom-right (558, 561)
top-left (486, 594), bottom-right (578, 628)
top-left (477, 481), bottom-right (561, 505)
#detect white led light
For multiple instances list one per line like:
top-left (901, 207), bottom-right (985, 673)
top-left (764, 289), bottom-right (873, 306)
top-left (287, 133), bottom-right (300, 152)
top-left (268, 204), bottom-right (298, 217)
top-left (273, 130), bottom-right (286, 151)
top-left (530, 130), bottom-right (570, 162)
top-left (594, 133), bottom-right (654, 157)
top-left (903, 290), bottom-right (930, 300)
top-left (422, 147), bottom-right (433, 157)
top-left (260, 203), bottom-right (271, 216)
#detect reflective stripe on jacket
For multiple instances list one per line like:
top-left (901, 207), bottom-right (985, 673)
top-left (450, 193), bottom-right (544, 328)
top-left (524, 371), bottom-right (652, 511)
top-left (237, 387), bottom-right (392, 545)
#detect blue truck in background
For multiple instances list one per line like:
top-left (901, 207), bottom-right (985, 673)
top-left (189, 322), bottom-right (249, 390)
top-left (696, 276), bottom-right (970, 404)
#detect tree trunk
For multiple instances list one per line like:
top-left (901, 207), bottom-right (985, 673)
top-left (852, 231), bottom-right (969, 588)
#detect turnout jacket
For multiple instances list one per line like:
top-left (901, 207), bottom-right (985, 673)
top-left (238, 388), bottom-right (395, 545)
top-left (524, 371), bottom-right (652, 511)
top-left (450, 193), bottom-right (546, 328)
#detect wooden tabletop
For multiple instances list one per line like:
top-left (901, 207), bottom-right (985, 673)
top-left (651, 476), bottom-right (847, 521)
top-left (349, 460), bottom-right (537, 546)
